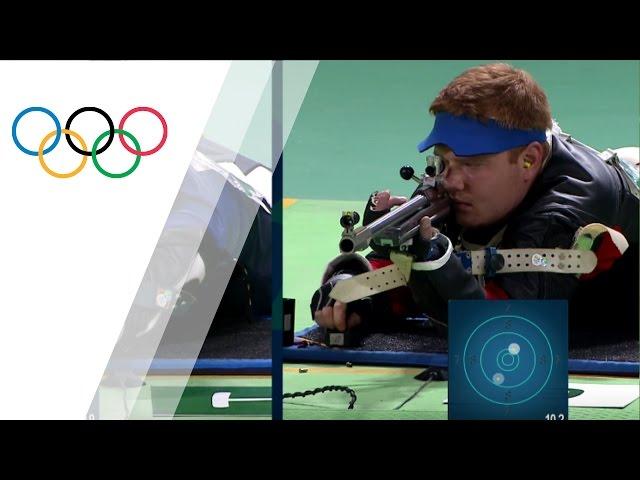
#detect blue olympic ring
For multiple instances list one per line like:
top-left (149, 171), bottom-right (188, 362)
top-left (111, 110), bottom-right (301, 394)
top-left (12, 107), bottom-right (62, 156)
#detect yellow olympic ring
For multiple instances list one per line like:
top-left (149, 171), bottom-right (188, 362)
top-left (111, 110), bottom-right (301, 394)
top-left (38, 129), bottom-right (88, 179)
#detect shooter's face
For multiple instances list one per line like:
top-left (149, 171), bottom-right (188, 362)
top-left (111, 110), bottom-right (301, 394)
top-left (436, 145), bottom-right (530, 229)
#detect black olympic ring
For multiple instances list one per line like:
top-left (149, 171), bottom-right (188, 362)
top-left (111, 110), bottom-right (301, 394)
top-left (64, 107), bottom-right (115, 156)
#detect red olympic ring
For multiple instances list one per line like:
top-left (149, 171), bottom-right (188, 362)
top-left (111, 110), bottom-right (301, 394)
top-left (118, 106), bottom-right (168, 156)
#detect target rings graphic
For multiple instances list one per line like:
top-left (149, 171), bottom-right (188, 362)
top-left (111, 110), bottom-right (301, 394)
top-left (12, 106), bottom-right (167, 179)
top-left (463, 315), bottom-right (554, 406)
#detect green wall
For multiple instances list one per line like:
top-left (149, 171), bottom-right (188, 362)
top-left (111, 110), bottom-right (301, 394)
top-left (284, 60), bottom-right (639, 201)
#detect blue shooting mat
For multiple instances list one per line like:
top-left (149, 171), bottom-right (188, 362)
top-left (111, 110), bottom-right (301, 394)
top-left (284, 311), bottom-right (638, 376)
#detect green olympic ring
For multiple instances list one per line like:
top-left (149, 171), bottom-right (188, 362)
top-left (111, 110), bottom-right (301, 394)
top-left (92, 129), bottom-right (141, 179)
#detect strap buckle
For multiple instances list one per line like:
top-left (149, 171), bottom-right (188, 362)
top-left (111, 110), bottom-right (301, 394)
top-left (484, 247), bottom-right (505, 279)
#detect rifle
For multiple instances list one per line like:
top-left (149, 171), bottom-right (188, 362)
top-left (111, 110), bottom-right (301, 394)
top-left (311, 160), bottom-right (451, 347)
top-left (339, 163), bottom-right (450, 255)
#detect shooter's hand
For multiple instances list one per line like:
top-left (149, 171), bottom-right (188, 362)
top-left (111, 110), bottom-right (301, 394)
top-left (313, 301), bottom-right (362, 332)
top-left (370, 190), bottom-right (408, 212)
top-left (418, 215), bottom-right (440, 243)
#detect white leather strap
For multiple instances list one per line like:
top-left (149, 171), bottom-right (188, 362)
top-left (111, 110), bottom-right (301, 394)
top-left (329, 263), bottom-right (407, 303)
top-left (468, 249), bottom-right (597, 275)
top-left (328, 248), bottom-right (597, 303)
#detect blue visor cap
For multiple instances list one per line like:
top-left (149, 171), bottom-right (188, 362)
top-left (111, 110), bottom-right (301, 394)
top-left (417, 112), bottom-right (547, 156)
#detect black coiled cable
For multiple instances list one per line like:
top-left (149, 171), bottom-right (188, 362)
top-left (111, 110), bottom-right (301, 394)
top-left (283, 385), bottom-right (357, 409)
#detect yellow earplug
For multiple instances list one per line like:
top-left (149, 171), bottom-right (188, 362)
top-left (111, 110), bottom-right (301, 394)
top-left (523, 160), bottom-right (532, 169)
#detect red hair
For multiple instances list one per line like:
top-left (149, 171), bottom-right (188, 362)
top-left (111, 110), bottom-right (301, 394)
top-left (430, 63), bottom-right (552, 131)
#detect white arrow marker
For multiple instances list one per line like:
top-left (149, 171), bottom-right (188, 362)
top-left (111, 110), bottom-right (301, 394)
top-left (211, 392), bottom-right (272, 409)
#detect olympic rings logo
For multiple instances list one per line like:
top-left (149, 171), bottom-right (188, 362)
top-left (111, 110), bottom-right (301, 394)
top-left (12, 106), bottom-right (168, 179)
